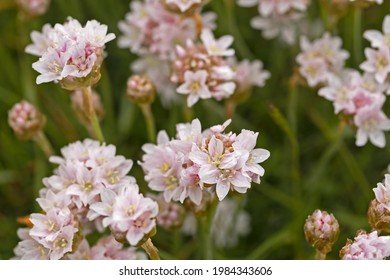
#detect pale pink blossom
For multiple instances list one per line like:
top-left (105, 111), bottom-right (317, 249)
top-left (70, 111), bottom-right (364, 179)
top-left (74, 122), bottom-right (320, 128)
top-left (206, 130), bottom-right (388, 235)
top-left (13, 228), bottom-right (50, 260)
top-left (361, 47), bottom-right (390, 84)
top-left (364, 15), bottom-right (390, 49)
top-left (354, 104), bottom-right (390, 148)
top-left (177, 70), bottom-right (211, 107)
top-left (373, 174), bottom-right (390, 211)
top-left (341, 231), bottom-right (390, 260)
top-left (200, 29), bottom-right (235, 57)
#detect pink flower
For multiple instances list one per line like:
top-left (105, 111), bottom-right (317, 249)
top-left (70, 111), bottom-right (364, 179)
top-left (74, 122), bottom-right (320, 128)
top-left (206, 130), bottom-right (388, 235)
top-left (13, 228), bottom-right (50, 260)
top-left (200, 29), bottom-right (235, 57)
top-left (110, 186), bottom-right (158, 246)
top-left (361, 47), bottom-right (390, 84)
top-left (177, 70), bottom-right (211, 107)
top-left (43, 226), bottom-right (78, 260)
top-left (364, 15), bottom-right (390, 49)
top-left (340, 231), bottom-right (390, 260)
top-left (373, 174), bottom-right (390, 211)
top-left (354, 104), bottom-right (390, 148)
top-left (230, 58), bottom-right (270, 93)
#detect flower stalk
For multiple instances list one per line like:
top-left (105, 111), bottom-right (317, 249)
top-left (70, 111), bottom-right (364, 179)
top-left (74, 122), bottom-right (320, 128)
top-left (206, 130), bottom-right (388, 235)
top-left (82, 86), bottom-right (105, 143)
top-left (141, 238), bottom-right (160, 260)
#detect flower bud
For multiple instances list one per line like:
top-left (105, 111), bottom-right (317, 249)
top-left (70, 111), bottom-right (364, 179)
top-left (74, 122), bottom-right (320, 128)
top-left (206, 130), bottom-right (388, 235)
top-left (126, 75), bottom-right (156, 104)
top-left (16, 0), bottom-right (50, 17)
top-left (71, 89), bottom-right (105, 125)
top-left (304, 209), bottom-right (340, 254)
top-left (367, 199), bottom-right (390, 233)
top-left (8, 100), bottom-right (46, 140)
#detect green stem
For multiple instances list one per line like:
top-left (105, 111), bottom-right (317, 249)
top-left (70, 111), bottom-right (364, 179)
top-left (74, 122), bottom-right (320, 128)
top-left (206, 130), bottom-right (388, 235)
top-left (141, 238), bottom-right (160, 260)
top-left (182, 96), bottom-right (194, 123)
top-left (82, 86), bottom-right (105, 143)
top-left (140, 103), bottom-right (156, 143)
top-left (33, 131), bottom-right (54, 158)
top-left (199, 199), bottom-right (218, 260)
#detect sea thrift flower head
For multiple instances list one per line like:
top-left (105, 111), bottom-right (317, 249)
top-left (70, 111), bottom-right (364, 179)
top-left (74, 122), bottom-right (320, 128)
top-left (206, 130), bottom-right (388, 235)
top-left (8, 100), bottom-right (46, 140)
top-left (71, 88), bottom-right (105, 125)
top-left (126, 75), bottom-right (156, 104)
top-left (27, 18), bottom-right (115, 90)
top-left (340, 230), bottom-right (390, 260)
top-left (16, 0), bottom-right (50, 17)
top-left (171, 37), bottom-right (237, 107)
top-left (228, 58), bottom-right (270, 101)
top-left (140, 119), bottom-right (270, 204)
top-left (304, 209), bottom-right (340, 254)
top-left (367, 199), bottom-right (390, 233)
top-left (297, 33), bottom-right (350, 87)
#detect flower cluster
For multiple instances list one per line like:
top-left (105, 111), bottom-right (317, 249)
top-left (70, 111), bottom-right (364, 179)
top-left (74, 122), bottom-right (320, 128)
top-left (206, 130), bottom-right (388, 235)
top-left (16, 0), bottom-right (50, 17)
top-left (340, 230), bottom-right (390, 260)
top-left (297, 33), bottom-right (350, 87)
top-left (118, 0), bottom-right (217, 105)
top-left (368, 173), bottom-right (390, 233)
top-left (297, 25), bottom-right (390, 148)
top-left (304, 209), bottom-right (340, 254)
top-left (172, 29), bottom-right (236, 107)
top-left (14, 139), bottom-right (158, 259)
top-left (8, 100), bottom-right (46, 140)
top-left (139, 118), bottom-right (270, 204)
top-left (26, 17), bottom-right (115, 89)
top-left (237, 0), bottom-right (311, 44)
top-left (119, 0), bottom-right (269, 106)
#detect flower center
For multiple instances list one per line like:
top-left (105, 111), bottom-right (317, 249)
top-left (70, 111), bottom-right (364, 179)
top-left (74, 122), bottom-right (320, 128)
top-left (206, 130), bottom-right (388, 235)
top-left (53, 237), bottom-right (68, 251)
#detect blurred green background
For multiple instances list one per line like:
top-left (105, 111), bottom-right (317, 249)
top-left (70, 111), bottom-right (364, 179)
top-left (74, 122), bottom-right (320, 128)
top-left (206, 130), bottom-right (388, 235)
top-left (1, 0), bottom-right (390, 259)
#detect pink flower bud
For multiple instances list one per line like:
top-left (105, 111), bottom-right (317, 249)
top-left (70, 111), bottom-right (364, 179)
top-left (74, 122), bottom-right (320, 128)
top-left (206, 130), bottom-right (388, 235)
top-left (126, 75), bottom-right (156, 104)
top-left (16, 0), bottom-right (50, 17)
top-left (8, 100), bottom-right (46, 140)
top-left (304, 209), bottom-right (340, 254)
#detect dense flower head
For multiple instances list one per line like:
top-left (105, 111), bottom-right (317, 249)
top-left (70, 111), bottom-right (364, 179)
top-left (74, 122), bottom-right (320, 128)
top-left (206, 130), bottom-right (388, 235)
top-left (118, 0), bottom-right (217, 106)
top-left (14, 139), bottom-right (159, 258)
top-left (126, 75), bottom-right (156, 104)
top-left (237, 0), bottom-right (311, 44)
top-left (139, 118), bottom-right (270, 204)
top-left (228, 58), bottom-right (270, 96)
top-left (8, 100), bottom-right (46, 140)
top-left (16, 0), bottom-right (50, 17)
top-left (297, 33), bottom-right (350, 87)
top-left (172, 30), bottom-right (237, 107)
top-left (26, 17), bottom-right (115, 89)
top-left (340, 230), bottom-right (390, 260)
top-left (304, 209), bottom-right (340, 254)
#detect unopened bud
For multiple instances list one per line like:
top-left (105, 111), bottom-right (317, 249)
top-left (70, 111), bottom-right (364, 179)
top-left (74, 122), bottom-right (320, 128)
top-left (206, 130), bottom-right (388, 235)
top-left (126, 75), bottom-right (156, 104)
top-left (71, 89), bottom-right (105, 125)
top-left (16, 0), bottom-right (50, 17)
top-left (367, 199), bottom-right (390, 233)
top-left (8, 100), bottom-right (46, 140)
top-left (304, 209), bottom-right (340, 254)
